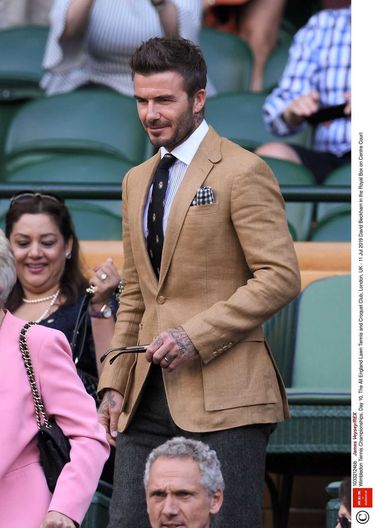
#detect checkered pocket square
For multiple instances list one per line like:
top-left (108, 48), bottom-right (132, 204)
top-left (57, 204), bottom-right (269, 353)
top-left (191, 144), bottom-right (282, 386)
top-left (191, 186), bottom-right (216, 206)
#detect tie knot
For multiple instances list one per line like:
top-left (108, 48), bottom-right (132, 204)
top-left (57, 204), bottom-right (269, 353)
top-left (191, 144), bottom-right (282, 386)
top-left (158, 153), bottom-right (177, 170)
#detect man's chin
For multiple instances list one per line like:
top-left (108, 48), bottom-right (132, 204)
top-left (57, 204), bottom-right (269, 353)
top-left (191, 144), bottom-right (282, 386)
top-left (147, 133), bottom-right (160, 145)
top-left (150, 136), bottom-right (173, 150)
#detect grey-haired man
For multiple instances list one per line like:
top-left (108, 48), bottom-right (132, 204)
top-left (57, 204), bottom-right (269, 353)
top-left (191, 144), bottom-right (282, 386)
top-left (144, 437), bottom-right (224, 528)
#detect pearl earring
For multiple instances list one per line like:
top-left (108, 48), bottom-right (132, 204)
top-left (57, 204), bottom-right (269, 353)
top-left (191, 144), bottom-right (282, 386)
top-left (65, 252), bottom-right (72, 260)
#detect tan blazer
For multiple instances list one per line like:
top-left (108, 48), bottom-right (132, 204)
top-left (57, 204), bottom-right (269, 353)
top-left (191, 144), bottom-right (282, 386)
top-left (98, 127), bottom-right (301, 433)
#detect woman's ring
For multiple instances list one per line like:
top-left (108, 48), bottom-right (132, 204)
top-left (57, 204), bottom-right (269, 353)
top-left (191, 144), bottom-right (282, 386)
top-left (163, 354), bottom-right (171, 363)
top-left (100, 272), bottom-right (108, 281)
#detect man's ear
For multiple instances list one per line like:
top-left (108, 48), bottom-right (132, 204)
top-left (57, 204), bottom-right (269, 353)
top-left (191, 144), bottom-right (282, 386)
top-left (193, 89), bottom-right (206, 114)
top-left (209, 489), bottom-right (224, 515)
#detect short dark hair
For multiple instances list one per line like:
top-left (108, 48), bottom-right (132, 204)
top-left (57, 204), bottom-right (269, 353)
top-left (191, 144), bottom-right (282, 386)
top-left (5, 192), bottom-right (88, 310)
top-left (130, 37), bottom-right (207, 98)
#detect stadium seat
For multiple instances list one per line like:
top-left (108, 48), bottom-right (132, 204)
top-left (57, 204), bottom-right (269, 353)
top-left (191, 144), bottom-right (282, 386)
top-left (316, 163), bottom-right (351, 221)
top-left (287, 222), bottom-right (297, 241)
top-left (3, 153), bottom-right (132, 184)
top-left (205, 91), bottom-right (312, 152)
top-left (325, 481), bottom-right (341, 528)
top-left (3, 88), bottom-right (152, 172)
top-left (260, 156), bottom-right (315, 240)
top-left (0, 199), bottom-right (9, 225)
top-left (263, 297), bottom-right (297, 386)
top-left (309, 210), bottom-right (351, 242)
top-left (0, 101), bottom-right (25, 175)
top-left (266, 275), bottom-right (351, 528)
top-left (2, 153), bottom-right (130, 216)
top-left (0, 26), bottom-right (48, 100)
top-left (81, 480), bottom-right (112, 528)
top-left (199, 27), bottom-right (253, 94)
top-left (66, 201), bottom-right (122, 240)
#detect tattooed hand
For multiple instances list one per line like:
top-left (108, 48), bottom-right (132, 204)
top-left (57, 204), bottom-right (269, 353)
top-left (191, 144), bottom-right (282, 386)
top-left (145, 326), bottom-right (198, 372)
top-left (98, 389), bottom-right (123, 446)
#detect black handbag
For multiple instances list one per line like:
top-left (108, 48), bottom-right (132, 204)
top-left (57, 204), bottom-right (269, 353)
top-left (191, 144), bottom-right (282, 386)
top-left (19, 321), bottom-right (71, 493)
top-left (70, 289), bottom-right (101, 406)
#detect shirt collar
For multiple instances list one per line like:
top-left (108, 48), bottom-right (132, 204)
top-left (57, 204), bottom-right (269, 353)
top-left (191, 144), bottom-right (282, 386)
top-left (160, 120), bottom-right (209, 165)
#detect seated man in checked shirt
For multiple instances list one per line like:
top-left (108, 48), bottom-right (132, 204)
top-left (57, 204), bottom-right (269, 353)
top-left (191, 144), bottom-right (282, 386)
top-left (255, 6), bottom-right (351, 184)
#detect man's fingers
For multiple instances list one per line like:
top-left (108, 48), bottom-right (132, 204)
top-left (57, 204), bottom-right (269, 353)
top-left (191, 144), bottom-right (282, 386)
top-left (146, 335), bottom-right (167, 362)
top-left (107, 431), bottom-right (117, 447)
top-left (98, 405), bottom-right (110, 432)
top-left (109, 411), bottom-right (119, 440)
top-left (98, 390), bottom-right (123, 444)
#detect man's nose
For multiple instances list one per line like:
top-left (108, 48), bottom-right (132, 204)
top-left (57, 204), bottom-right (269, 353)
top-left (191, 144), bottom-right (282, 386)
top-left (146, 102), bottom-right (160, 121)
top-left (161, 494), bottom-right (179, 515)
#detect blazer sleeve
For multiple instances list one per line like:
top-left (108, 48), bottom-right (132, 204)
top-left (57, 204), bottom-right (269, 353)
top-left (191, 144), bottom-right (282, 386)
top-left (182, 155), bottom-right (301, 363)
top-left (31, 326), bottom-right (109, 525)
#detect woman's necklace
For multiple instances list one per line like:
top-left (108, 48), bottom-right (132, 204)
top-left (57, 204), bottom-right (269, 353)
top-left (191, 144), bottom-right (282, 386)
top-left (31, 289), bottom-right (61, 323)
top-left (22, 291), bottom-right (59, 304)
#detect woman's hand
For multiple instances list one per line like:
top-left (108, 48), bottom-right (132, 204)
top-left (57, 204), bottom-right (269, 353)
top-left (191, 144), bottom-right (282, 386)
top-left (40, 511), bottom-right (77, 527)
top-left (89, 257), bottom-right (120, 307)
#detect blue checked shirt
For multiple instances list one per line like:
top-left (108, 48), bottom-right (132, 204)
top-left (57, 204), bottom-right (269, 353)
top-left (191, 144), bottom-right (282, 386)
top-left (263, 8), bottom-right (351, 156)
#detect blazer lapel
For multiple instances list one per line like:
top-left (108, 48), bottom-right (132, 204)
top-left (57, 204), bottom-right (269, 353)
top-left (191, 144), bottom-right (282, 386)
top-left (134, 154), bottom-right (160, 285)
top-left (159, 127), bottom-right (222, 287)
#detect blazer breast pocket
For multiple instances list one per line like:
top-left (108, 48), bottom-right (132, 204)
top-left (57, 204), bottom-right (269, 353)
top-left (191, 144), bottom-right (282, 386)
top-left (187, 202), bottom-right (219, 217)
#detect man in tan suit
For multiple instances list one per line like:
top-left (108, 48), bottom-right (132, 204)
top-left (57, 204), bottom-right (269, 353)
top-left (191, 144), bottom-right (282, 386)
top-left (98, 36), bottom-right (300, 527)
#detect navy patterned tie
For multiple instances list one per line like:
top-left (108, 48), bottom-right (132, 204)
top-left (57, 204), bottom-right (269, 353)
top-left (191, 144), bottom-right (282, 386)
top-left (147, 153), bottom-right (177, 278)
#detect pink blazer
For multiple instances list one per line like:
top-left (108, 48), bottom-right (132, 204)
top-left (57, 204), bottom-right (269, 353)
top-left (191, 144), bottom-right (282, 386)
top-left (0, 311), bottom-right (109, 528)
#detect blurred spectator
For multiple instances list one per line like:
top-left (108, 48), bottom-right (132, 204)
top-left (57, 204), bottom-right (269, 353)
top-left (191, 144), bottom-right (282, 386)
top-left (4, 191), bottom-right (120, 404)
top-left (256, 7), bottom-right (351, 184)
top-left (0, 0), bottom-right (52, 28)
top-left (41, 0), bottom-right (205, 96)
top-left (144, 437), bottom-right (224, 528)
top-left (336, 478), bottom-right (351, 528)
top-left (203, 0), bottom-right (286, 91)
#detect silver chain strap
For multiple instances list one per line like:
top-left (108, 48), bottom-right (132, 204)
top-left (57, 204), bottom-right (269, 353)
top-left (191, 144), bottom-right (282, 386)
top-left (19, 322), bottom-right (51, 430)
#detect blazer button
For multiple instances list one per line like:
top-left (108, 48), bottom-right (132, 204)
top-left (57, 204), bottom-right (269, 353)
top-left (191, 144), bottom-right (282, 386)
top-left (157, 296), bottom-right (166, 304)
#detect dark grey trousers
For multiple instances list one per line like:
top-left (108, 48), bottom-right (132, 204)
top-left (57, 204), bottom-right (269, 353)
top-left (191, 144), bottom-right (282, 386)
top-left (108, 366), bottom-right (275, 528)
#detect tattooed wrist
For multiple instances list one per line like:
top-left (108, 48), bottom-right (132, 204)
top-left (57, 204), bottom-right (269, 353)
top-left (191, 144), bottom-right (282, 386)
top-left (168, 326), bottom-right (196, 356)
top-left (101, 390), bottom-right (117, 410)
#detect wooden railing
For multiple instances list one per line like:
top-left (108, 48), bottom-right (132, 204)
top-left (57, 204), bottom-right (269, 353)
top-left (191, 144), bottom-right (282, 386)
top-left (79, 240), bottom-right (351, 290)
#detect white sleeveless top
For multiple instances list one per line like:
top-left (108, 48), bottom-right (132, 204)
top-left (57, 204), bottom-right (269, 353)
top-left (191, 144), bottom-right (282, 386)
top-left (41, 0), bottom-right (210, 96)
